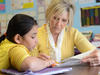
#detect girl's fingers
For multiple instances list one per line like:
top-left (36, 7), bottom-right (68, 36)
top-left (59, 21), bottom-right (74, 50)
top-left (38, 53), bottom-right (50, 60)
top-left (46, 60), bottom-right (56, 67)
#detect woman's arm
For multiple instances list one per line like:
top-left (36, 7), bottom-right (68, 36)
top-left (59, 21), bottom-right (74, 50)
top-left (73, 28), bottom-right (96, 52)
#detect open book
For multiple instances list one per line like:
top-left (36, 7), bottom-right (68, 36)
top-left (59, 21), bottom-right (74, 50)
top-left (56, 50), bottom-right (95, 68)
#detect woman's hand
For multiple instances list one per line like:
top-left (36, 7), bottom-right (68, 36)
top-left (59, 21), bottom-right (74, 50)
top-left (82, 49), bottom-right (100, 66)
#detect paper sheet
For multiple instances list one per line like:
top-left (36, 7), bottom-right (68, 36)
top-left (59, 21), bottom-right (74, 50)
top-left (56, 50), bottom-right (95, 67)
top-left (12, 0), bottom-right (34, 9)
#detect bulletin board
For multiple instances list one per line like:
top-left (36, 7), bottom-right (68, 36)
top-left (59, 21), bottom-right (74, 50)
top-left (0, 0), bottom-right (52, 35)
top-left (81, 6), bottom-right (100, 27)
top-left (0, 0), bottom-right (37, 36)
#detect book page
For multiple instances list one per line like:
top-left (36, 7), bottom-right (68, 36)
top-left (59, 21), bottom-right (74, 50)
top-left (56, 50), bottom-right (95, 67)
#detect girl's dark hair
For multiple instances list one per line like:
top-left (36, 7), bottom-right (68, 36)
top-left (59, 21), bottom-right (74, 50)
top-left (0, 14), bottom-right (38, 43)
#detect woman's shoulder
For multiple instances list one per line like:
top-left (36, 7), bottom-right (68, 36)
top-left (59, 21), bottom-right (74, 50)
top-left (38, 24), bottom-right (47, 32)
top-left (65, 26), bottom-right (79, 33)
top-left (37, 24), bottom-right (47, 37)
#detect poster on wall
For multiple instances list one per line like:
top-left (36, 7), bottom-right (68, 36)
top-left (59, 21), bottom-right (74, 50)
top-left (96, 0), bottom-right (100, 2)
top-left (11, 0), bottom-right (34, 9)
top-left (0, 0), bottom-right (5, 13)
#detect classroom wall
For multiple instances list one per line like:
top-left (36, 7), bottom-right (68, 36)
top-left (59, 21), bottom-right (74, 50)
top-left (0, 0), bottom-right (100, 35)
top-left (6, 0), bottom-right (37, 15)
top-left (0, 0), bottom-right (49, 35)
top-left (0, 0), bottom-right (38, 35)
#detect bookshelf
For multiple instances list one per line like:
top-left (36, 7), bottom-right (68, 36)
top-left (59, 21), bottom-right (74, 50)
top-left (81, 6), bottom-right (100, 27)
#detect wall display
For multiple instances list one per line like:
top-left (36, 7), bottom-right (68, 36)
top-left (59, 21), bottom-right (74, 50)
top-left (81, 6), bottom-right (100, 27)
top-left (0, 0), bottom-right (37, 36)
top-left (0, 10), bottom-right (37, 36)
top-left (12, 0), bottom-right (34, 9)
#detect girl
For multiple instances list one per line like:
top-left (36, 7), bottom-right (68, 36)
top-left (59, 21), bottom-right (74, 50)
top-left (0, 14), bottom-right (55, 72)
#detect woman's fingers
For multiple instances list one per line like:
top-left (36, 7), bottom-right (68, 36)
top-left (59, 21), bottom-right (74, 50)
top-left (89, 58), bottom-right (99, 66)
top-left (82, 50), bottom-right (100, 66)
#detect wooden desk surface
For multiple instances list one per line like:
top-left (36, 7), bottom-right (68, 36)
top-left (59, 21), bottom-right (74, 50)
top-left (59, 66), bottom-right (100, 75)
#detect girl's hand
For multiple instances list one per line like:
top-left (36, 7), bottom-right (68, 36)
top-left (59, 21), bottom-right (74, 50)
top-left (38, 53), bottom-right (56, 67)
top-left (38, 53), bottom-right (51, 60)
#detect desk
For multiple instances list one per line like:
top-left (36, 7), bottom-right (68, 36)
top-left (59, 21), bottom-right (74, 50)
top-left (59, 66), bottom-right (100, 75)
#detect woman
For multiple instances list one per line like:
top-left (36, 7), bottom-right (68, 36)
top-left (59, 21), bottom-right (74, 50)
top-left (0, 14), bottom-right (55, 72)
top-left (36, 0), bottom-right (100, 66)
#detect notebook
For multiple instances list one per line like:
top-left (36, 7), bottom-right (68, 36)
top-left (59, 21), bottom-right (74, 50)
top-left (1, 67), bottom-right (72, 75)
top-left (34, 67), bottom-right (72, 75)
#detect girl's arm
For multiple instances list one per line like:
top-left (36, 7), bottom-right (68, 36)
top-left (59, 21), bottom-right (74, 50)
top-left (21, 55), bottom-right (55, 72)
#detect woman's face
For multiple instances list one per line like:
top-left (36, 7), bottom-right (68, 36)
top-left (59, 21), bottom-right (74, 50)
top-left (20, 25), bottom-right (38, 51)
top-left (49, 11), bottom-right (69, 34)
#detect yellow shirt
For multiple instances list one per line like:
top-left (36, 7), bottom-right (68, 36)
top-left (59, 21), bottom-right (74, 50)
top-left (0, 39), bottom-right (30, 71)
top-left (37, 24), bottom-right (96, 60)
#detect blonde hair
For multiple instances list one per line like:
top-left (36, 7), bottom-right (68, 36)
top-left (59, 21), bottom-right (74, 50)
top-left (46, 0), bottom-right (75, 29)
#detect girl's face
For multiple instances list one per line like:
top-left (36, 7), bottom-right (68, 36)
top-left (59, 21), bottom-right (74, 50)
top-left (49, 11), bottom-right (69, 34)
top-left (20, 25), bottom-right (38, 51)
